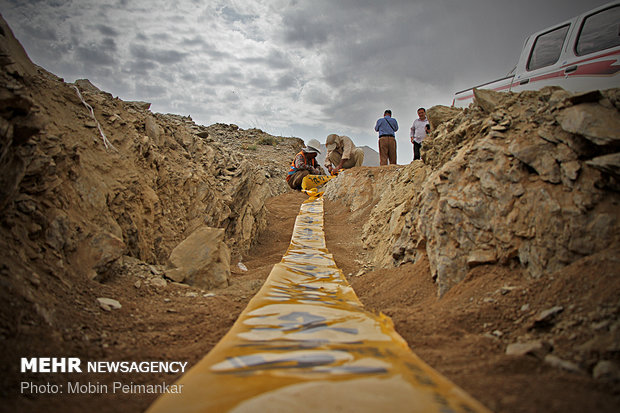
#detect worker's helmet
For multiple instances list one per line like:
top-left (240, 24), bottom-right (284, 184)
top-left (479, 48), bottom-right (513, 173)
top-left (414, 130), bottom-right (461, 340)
top-left (304, 138), bottom-right (322, 154)
top-left (325, 134), bottom-right (338, 152)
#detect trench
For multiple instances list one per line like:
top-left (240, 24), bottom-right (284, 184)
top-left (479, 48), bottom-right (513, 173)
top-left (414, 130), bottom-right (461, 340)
top-left (147, 196), bottom-right (490, 413)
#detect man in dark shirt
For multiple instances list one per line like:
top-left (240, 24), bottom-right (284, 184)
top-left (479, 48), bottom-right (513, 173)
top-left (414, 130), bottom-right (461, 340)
top-left (375, 109), bottom-right (398, 165)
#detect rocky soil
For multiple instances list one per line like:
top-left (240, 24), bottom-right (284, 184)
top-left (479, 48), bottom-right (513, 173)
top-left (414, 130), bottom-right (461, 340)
top-left (2, 13), bottom-right (620, 413)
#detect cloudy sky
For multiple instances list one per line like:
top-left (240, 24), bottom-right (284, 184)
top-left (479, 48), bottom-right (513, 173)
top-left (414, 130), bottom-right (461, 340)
top-left (0, 0), bottom-right (612, 163)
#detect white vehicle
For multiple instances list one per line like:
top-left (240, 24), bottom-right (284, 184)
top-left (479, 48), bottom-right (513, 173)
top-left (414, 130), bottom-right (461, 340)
top-left (453, 1), bottom-right (620, 107)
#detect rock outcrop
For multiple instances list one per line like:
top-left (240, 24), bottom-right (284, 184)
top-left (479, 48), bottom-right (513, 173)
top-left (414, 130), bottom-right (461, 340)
top-left (326, 87), bottom-right (620, 297)
top-left (0, 13), bottom-right (303, 331)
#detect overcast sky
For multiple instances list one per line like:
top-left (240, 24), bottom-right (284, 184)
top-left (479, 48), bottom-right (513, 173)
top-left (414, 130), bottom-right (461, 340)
top-left (0, 0), bottom-right (612, 163)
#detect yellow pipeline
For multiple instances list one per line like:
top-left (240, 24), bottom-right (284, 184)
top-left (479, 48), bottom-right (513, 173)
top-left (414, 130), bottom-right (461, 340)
top-left (147, 197), bottom-right (491, 413)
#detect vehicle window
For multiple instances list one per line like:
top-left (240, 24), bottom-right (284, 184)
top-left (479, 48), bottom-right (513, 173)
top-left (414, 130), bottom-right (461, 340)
top-left (527, 25), bottom-right (570, 71)
top-left (576, 5), bottom-right (620, 56)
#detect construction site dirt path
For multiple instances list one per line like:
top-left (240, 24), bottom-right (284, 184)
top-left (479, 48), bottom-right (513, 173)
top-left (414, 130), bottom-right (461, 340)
top-left (6, 190), bottom-right (620, 413)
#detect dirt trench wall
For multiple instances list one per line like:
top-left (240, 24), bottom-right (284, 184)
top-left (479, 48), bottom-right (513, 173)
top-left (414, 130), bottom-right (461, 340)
top-left (325, 87), bottom-right (620, 297)
top-left (0, 15), bottom-right (301, 330)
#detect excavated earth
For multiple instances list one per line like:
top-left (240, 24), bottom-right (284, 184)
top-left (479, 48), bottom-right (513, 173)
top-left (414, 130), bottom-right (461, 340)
top-left (1, 14), bottom-right (620, 413)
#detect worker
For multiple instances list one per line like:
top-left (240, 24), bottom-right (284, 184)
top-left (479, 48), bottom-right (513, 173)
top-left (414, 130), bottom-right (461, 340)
top-left (286, 141), bottom-right (333, 192)
top-left (324, 134), bottom-right (364, 175)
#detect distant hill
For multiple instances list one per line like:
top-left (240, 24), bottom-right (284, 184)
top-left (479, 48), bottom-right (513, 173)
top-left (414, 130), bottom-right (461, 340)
top-left (361, 145), bottom-right (379, 166)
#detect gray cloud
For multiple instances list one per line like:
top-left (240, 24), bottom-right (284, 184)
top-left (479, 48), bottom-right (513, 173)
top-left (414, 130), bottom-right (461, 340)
top-left (211, 67), bottom-right (244, 86)
top-left (241, 49), bottom-right (293, 70)
top-left (219, 5), bottom-right (255, 23)
top-left (0, 0), bottom-right (614, 164)
top-left (280, 13), bottom-right (330, 48)
top-left (181, 72), bottom-right (199, 82)
top-left (265, 49), bottom-right (292, 70)
top-left (248, 72), bottom-right (273, 89)
top-left (142, 84), bottom-right (167, 97)
top-left (75, 46), bottom-right (116, 66)
top-left (180, 35), bottom-right (207, 47)
top-left (101, 38), bottom-right (117, 52)
top-left (129, 44), bottom-right (188, 64)
top-left (96, 24), bottom-right (119, 37)
top-left (25, 24), bottom-right (58, 41)
top-left (301, 85), bottom-right (329, 106)
top-left (222, 89), bottom-right (242, 103)
top-left (124, 59), bottom-right (157, 76)
top-left (275, 73), bottom-right (298, 90)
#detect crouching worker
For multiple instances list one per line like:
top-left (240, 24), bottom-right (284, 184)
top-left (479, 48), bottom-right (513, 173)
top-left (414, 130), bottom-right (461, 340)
top-left (324, 134), bottom-right (364, 175)
top-left (286, 142), bottom-right (333, 193)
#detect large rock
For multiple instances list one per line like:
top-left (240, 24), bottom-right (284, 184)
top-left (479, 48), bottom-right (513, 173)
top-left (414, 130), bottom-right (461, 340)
top-left (166, 226), bottom-right (230, 289)
top-left (508, 134), bottom-right (562, 183)
top-left (145, 115), bottom-right (164, 146)
top-left (556, 103), bottom-right (620, 146)
top-left (427, 105), bottom-right (462, 130)
top-left (473, 88), bottom-right (505, 113)
top-left (125, 101), bottom-right (152, 111)
top-left (75, 232), bottom-right (127, 281)
top-left (74, 79), bottom-right (103, 94)
top-left (506, 340), bottom-right (553, 359)
top-left (586, 153), bottom-right (620, 180)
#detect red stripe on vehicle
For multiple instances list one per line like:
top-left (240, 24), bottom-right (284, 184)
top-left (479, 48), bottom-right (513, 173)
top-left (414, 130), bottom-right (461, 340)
top-left (570, 59), bottom-right (620, 76)
top-left (562, 49), bottom-right (620, 68)
top-left (530, 70), bottom-right (564, 82)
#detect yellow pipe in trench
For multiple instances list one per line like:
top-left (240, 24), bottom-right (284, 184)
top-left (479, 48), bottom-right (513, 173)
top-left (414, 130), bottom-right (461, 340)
top-left (147, 197), bottom-right (491, 413)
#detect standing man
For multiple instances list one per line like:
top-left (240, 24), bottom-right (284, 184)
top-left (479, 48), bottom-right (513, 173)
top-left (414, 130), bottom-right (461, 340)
top-left (410, 107), bottom-right (430, 161)
top-left (324, 134), bottom-right (365, 174)
top-left (375, 109), bottom-right (398, 165)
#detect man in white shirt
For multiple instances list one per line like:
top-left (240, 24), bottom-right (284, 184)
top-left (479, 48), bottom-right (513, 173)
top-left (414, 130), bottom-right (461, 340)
top-left (410, 108), bottom-right (430, 161)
